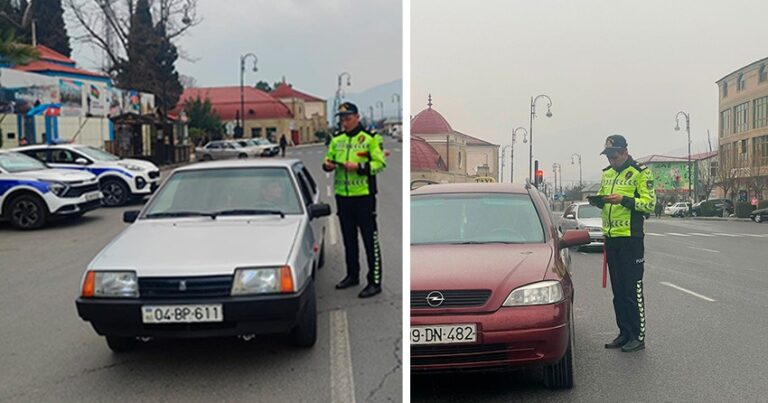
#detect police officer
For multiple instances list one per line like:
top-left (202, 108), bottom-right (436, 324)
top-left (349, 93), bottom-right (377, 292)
top-left (323, 102), bottom-right (386, 298)
top-left (590, 135), bottom-right (655, 353)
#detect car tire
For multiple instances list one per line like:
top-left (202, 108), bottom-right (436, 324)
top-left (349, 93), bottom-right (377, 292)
top-left (692, 211), bottom-right (698, 217)
top-left (105, 336), bottom-right (137, 353)
top-left (544, 308), bottom-right (574, 389)
top-left (201, 154), bottom-right (212, 161)
top-left (756, 215), bottom-right (763, 223)
top-left (318, 240), bottom-right (326, 269)
top-left (238, 153), bottom-right (248, 159)
top-left (101, 178), bottom-right (130, 207)
top-left (290, 282), bottom-right (317, 348)
top-left (6, 193), bottom-right (48, 230)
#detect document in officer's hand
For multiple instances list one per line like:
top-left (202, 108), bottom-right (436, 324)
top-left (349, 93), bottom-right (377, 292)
top-left (587, 195), bottom-right (605, 205)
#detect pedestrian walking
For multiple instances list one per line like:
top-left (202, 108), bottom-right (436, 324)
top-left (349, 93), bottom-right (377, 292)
top-left (655, 199), bottom-right (663, 218)
top-left (279, 134), bottom-right (288, 157)
top-left (323, 102), bottom-right (386, 298)
top-left (589, 134), bottom-right (656, 353)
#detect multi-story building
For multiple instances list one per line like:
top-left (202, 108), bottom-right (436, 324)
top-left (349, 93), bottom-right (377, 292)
top-left (716, 57), bottom-right (768, 200)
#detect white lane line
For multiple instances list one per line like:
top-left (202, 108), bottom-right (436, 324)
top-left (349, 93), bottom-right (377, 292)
top-left (689, 233), bottom-right (715, 237)
top-left (660, 282), bottom-right (717, 302)
top-left (580, 252), bottom-right (588, 256)
top-left (330, 310), bottom-right (356, 403)
top-left (646, 232), bottom-right (665, 236)
top-left (713, 233), bottom-right (741, 237)
top-left (329, 214), bottom-right (339, 246)
top-left (667, 232), bottom-right (692, 237)
top-left (326, 184), bottom-right (332, 198)
top-left (688, 246), bottom-right (720, 253)
top-left (740, 233), bottom-right (767, 237)
top-left (393, 148), bottom-right (402, 152)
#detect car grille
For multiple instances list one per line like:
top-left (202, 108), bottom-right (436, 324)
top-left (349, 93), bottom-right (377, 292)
top-left (411, 290), bottom-right (491, 309)
top-left (62, 182), bottom-right (100, 198)
top-left (412, 343), bottom-right (511, 366)
top-left (148, 170), bottom-right (160, 179)
top-left (139, 275), bottom-right (233, 299)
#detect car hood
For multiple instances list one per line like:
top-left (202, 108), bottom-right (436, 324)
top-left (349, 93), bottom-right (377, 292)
top-left (13, 168), bottom-right (96, 183)
top-left (118, 158), bottom-right (159, 171)
top-left (411, 243), bottom-right (554, 312)
top-left (90, 216), bottom-right (303, 277)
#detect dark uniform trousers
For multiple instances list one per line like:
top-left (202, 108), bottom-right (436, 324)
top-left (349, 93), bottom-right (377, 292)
top-left (605, 236), bottom-right (646, 342)
top-left (335, 194), bottom-right (382, 286)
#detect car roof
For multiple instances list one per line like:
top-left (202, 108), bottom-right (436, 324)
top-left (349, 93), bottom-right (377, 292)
top-left (411, 182), bottom-right (530, 195)
top-left (13, 144), bottom-right (87, 150)
top-left (174, 159), bottom-right (302, 172)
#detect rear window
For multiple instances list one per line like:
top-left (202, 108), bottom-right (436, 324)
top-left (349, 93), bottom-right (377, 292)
top-left (411, 193), bottom-right (545, 245)
top-left (577, 205), bottom-right (601, 219)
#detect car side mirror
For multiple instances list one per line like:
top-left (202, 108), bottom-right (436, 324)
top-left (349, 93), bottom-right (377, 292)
top-left (308, 203), bottom-right (331, 219)
top-left (75, 157), bottom-right (89, 165)
top-left (560, 229), bottom-right (590, 249)
top-left (564, 213), bottom-right (575, 219)
top-left (123, 210), bottom-right (140, 223)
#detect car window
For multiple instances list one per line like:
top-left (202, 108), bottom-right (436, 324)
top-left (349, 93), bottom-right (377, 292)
top-left (143, 167), bottom-right (304, 216)
top-left (0, 151), bottom-right (48, 173)
top-left (50, 149), bottom-right (77, 163)
top-left (411, 193), bottom-right (545, 245)
top-left (206, 143), bottom-right (220, 149)
top-left (577, 205), bottom-right (602, 219)
top-left (301, 166), bottom-right (317, 193)
top-left (76, 146), bottom-right (119, 161)
top-left (564, 205), bottom-right (575, 217)
top-left (295, 172), bottom-right (314, 205)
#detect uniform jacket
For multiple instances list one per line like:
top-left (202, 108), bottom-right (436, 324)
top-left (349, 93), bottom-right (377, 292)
top-left (596, 158), bottom-right (656, 238)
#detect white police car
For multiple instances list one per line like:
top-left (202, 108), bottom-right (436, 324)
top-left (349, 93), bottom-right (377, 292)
top-left (0, 150), bottom-right (102, 230)
top-left (14, 144), bottom-right (161, 206)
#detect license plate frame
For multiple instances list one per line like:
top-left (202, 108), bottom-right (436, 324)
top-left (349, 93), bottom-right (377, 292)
top-left (85, 191), bottom-right (101, 201)
top-left (142, 304), bottom-right (224, 324)
top-left (410, 324), bottom-right (477, 345)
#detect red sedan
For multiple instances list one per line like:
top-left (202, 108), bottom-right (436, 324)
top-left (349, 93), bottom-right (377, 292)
top-left (410, 183), bottom-right (590, 389)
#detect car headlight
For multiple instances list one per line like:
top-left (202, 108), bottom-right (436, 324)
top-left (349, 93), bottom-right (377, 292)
top-left (502, 281), bottom-right (564, 306)
top-left (81, 271), bottom-right (138, 298)
top-left (41, 180), bottom-right (68, 196)
top-left (231, 266), bottom-right (294, 295)
top-left (118, 163), bottom-right (144, 172)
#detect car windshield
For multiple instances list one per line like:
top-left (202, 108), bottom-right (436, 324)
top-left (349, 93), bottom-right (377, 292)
top-left (76, 146), bottom-right (120, 161)
top-left (577, 205), bottom-right (602, 219)
top-left (411, 193), bottom-right (545, 245)
top-left (143, 167), bottom-right (303, 217)
top-left (0, 152), bottom-right (48, 173)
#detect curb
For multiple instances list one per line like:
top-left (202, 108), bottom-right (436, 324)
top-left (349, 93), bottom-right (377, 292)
top-left (690, 216), bottom-right (751, 222)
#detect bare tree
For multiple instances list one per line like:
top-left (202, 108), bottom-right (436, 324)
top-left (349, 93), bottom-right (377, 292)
top-left (179, 74), bottom-right (197, 89)
top-left (748, 152), bottom-right (768, 200)
top-left (715, 146), bottom-right (741, 201)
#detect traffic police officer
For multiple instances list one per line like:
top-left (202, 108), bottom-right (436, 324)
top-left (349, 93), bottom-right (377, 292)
top-left (323, 102), bottom-right (386, 298)
top-left (590, 134), bottom-right (655, 352)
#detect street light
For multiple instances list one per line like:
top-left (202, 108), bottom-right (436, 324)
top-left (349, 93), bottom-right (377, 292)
top-left (552, 162), bottom-right (562, 196)
top-left (529, 95), bottom-right (554, 183)
top-left (334, 72), bottom-right (351, 131)
top-left (674, 111), bottom-right (692, 202)
top-left (511, 127), bottom-right (527, 183)
top-left (239, 53), bottom-right (258, 138)
top-left (500, 145), bottom-right (512, 182)
top-left (571, 153), bottom-right (582, 188)
top-left (392, 93), bottom-right (401, 122)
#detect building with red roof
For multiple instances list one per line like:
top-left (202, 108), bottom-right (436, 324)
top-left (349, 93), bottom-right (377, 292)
top-left (14, 45), bottom-right (111, 84)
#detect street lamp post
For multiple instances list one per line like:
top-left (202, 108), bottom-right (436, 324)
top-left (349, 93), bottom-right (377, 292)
top-left (334, 72), bottom-right (351, 131)
top-left (239, 53), bottom-right (258, 138)
top-left (392, 93), bottom-right (401, 122)
top-left (500, 145), bottom-right (512, 182)
top-left (529, 95), bottom-right (554, 182)
top-left (513, 127), bottom-right (527, 184)
top-left (675, 111), bottom-right (692, 202)
top-left (571, 153), bottom-right (582, 188)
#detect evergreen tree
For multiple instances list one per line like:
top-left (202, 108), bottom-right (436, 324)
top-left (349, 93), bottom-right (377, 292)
top-left (29, 0), bottom-right (70, 56)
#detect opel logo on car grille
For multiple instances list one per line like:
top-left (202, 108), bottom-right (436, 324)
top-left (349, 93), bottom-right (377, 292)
top-left (426, 291), bottom-right (445, 307)
top-left (178, 280), bottom-right (187, 292)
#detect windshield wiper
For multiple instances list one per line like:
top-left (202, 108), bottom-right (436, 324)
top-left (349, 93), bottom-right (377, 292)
top-left (144, 211), bottom-right (216, 219)
top-left (211, 209), bottom-right (285, 218)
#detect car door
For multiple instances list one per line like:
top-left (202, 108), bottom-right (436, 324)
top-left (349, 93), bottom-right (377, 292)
top-left (49, 147), bottom-right (92, 171)
top-left (205, 142), bottom-right (222, 159)
top-left (561, 204), bottom-right (577, 231)
top-left (294, 164), bottom-right (322, 263)
top-left (223, 142), bottom-right (240, 159)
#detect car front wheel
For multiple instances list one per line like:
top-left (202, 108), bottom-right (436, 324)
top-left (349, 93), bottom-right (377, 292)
top-left (101, 179), bottom-right (130, 207)
top-left (544, 307), bottom-right (574, 389)
top-left (7, 194), bottom-right (48, 230)
top-left (105, 336), bottom-right (137, 353)
top-left (290, 282), bottom-right (317, 348)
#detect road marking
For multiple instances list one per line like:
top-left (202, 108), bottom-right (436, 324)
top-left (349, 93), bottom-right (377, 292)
top-left (646, 232), bottom-right (665, 236)
top-left (330, 310), bottom-right (356, 403)
top-left (660, 282), bottom-right (717, 302)
top-left (667, 232), bottom-right (692, 237)
top-left (740, 233), bottom-right (767, 237)
top-left (580, 252), bottom-right (588, 256)
top-left (326, 184), bottom-right (332, 198)
top-left (329, 214), bottom-right (339, 246)
top-left (713, 233), bottom-right (740, 237)
top-left (688, 246), bottom-right (720, 253)
top-left (689, 233), bottom-right (715, 237)
top-left (393, 148), bottom-right (401, 152)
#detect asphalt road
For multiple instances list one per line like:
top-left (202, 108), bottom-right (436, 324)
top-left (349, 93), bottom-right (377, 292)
top-left (0, 138), bottom-right (403, 403)
top-left (411, 216), bottom-right (768, 402)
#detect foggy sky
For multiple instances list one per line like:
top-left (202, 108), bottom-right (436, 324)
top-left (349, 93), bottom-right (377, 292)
top-left (69, 0), bottom-right (402, 99)
top-left (411, 0), bottom-right (768, 185)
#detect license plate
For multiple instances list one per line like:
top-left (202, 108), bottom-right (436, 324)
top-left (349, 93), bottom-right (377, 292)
top-left (85, 191), bottom-right (101, 201)
top-left (142, 304), bottom-right (223, 324)
top-left (411, 324), bottom-right (477, 345)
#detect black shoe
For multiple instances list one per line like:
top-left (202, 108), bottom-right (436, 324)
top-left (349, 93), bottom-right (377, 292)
top-left (335, 277), bottom-right (359, 289)
top-left (604, 335), bottom-right (629, 349)
top-left (358, 284), bottom-right (382, 298)
top-left (621, 339), bottom-right (645, 352)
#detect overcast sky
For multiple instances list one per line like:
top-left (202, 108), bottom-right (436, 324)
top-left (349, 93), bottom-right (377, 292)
top-left (412, 0), bottom-right (768, 185)
top-left (70, 0), bottom-right (402, 99)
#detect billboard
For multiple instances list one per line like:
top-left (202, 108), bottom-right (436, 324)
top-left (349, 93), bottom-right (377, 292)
top-left (0, 69), bottom-right (59, 114)
top-left (646, 161), bottom-right (695, 193)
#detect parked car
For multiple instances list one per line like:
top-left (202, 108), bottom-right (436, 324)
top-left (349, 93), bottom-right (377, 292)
top-left (664, 202), bottom-right (690, 217)
top-left (559, 201), bottom-right (604, 250)
top-left (410, 183), bottom-right (590, 389)
top-left (0, 150), bottom-right (102, 229)
top-left (749, 207), bottom-right (768, 223)
top-left (76, 159), bottom-right (330, 352)
top-left (691, 199), bottom-right (734, 217)
top-left (195, 140), bottom-right (261, 161)
top-left (14, 144), bottom-right (160, 206)
top-left (237, 138), bottom-right (280, 157)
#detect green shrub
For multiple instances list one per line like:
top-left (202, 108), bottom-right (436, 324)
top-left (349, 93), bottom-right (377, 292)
top-left (735, 202), bottom-right (755, 218)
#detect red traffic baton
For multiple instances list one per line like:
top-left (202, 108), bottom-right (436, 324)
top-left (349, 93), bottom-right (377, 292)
top-left (602, 245), bottom-right (608, 288)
